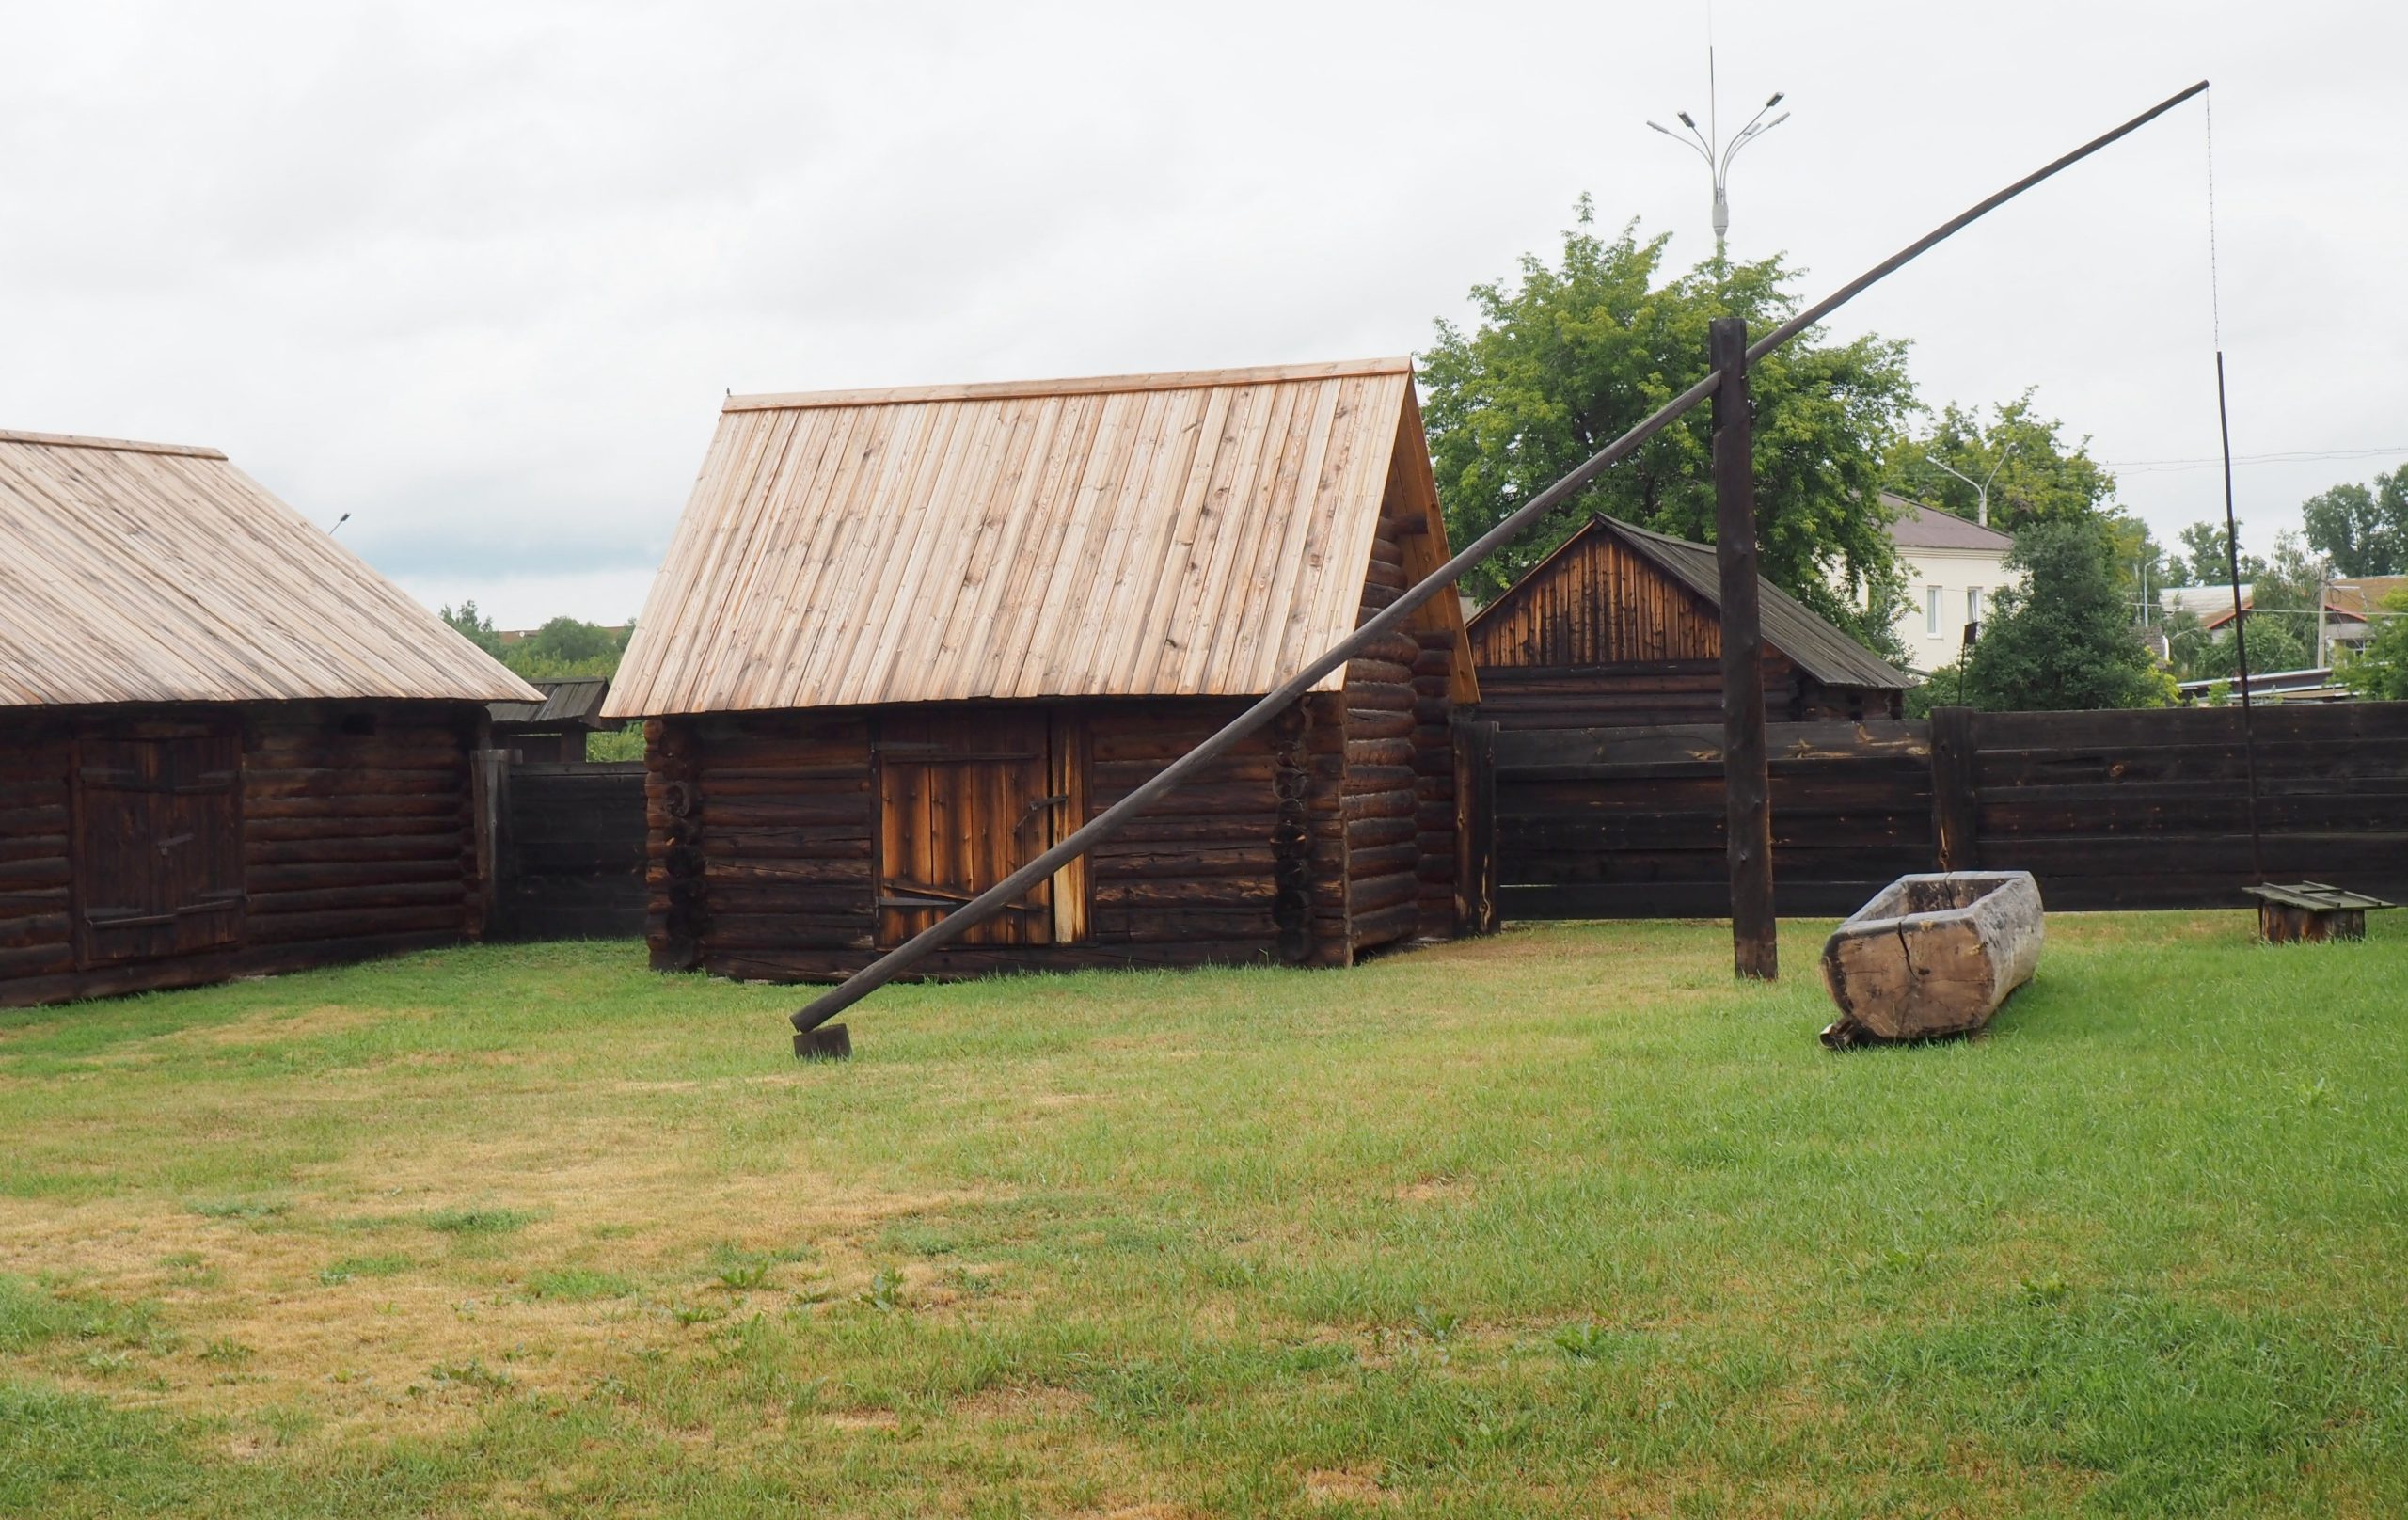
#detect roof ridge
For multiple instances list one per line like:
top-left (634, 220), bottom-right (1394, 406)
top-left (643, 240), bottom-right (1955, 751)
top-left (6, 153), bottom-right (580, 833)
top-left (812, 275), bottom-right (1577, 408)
top-left (724, 357), bottom-right (1414, 413)
top-left (0, 429), bottom-right (227, 460)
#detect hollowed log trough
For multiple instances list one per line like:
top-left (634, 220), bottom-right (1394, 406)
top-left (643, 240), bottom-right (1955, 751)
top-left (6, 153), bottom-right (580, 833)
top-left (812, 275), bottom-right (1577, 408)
top-left (1819, 871), bottom-right (2043, 1049)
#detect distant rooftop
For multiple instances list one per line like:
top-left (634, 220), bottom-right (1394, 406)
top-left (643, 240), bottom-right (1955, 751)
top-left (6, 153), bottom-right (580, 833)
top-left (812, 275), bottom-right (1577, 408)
top-left (1879, 492), bottom-right (2016, 552)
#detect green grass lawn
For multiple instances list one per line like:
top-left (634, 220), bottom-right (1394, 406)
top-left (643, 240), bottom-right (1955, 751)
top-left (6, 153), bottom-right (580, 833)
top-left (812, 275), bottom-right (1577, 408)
top-left (2, 914), bottom-right (2403, 1517)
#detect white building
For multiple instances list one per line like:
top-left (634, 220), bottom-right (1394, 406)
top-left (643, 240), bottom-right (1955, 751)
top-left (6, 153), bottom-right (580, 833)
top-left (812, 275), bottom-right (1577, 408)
top-left (1879, 492), bottom-right (2019, 671)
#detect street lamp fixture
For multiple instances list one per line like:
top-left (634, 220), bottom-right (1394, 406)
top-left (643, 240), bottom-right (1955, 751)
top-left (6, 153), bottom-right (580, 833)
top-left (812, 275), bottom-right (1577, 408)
top-left (1925, 443), bottom-right (2017, 529)
top-left (1648, 50), bottom-right (1790, 259)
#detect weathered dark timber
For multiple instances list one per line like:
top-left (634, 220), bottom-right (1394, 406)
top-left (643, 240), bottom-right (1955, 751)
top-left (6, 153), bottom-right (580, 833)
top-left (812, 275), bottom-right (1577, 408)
top-left (793, 81), bottom-right (2213, 1033)
top-left (795, 1022), bottom-right (852, 1060)
top-left (0, 701), bottom-right (489, 1009)
top-left (1819, 871), bottom-right (2044, 1047)
top-left (493, 761), bottom-right (646, 940)
top-left (1928, 705), bottom-right (1980, 871)
top-left (1712, 318), bottom-right (1777, 981)
top-left (1493, 702), bottom-right (2408, 921)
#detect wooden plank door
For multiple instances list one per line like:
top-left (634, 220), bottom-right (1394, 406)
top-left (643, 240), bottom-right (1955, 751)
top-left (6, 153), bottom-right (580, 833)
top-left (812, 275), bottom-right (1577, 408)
top-left (875, 710), bottom-right (1064, 948)
top-left (74, 728), bottom-right (244, 965)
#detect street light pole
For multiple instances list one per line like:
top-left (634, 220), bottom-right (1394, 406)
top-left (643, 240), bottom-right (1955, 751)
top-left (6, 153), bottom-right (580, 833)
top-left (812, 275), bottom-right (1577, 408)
top-left (1925, 443), bottom-right (2017, 529)
top-left (1647, 48), bottom-right (1788, 260)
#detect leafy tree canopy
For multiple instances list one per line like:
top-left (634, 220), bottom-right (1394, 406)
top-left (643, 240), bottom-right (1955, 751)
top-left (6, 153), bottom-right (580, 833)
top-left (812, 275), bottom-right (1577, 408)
top-left (503, 617), bottom-right (635, 682)
top-left (2339, 587), bottom-right (2408, 700)
top-left (2172, 519), bottom-right (2266, 587)
top-left (439, 600), bottom-right (504, 657)
top-left (1887, 390), bottom-right (2116, 530)
top-left (2159, 531), bottom-right (2324, 683)
top-left (2300, 466), bottom-right (2408, 577)
top-left (1419, 202), bottom-right (1918, 657)
top-left (1956, 517), bottom-right (2173, 711)
top-left (437, 605), bottom-right (633, 682)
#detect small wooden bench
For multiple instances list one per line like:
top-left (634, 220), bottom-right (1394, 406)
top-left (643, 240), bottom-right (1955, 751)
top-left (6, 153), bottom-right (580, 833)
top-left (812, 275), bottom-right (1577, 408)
top-left (2242, 882), bottom-right (2394, 944)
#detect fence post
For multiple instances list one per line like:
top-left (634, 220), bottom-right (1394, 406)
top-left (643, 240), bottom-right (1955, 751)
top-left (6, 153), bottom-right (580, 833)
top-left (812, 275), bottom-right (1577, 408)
top-left (1711, 317), bottom-right (1777, 980)
top-left (1928, 705), bottom-right (1979, 872)
top-left (471, 746), bottom-right (514, 941)
top-left (1451, 716), bottom-right (1500, 935)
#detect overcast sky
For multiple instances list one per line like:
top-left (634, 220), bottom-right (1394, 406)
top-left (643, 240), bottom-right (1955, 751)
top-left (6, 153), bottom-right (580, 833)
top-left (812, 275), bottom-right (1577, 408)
top-left (5, 1), bottom-right (2401, 626)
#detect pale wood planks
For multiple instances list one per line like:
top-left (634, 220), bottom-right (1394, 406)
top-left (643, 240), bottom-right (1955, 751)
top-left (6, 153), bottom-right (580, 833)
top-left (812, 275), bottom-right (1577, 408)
top-left (608, 361), bottom-right (1476, 719)
top-left (0, 437), bottom-right (535, 708)
top-left (723, 357), bottom-right (1411, 412)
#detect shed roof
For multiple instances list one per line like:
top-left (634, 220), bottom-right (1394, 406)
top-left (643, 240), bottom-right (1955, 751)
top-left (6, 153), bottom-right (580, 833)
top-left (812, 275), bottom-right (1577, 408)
top-left (0, 430), bottom-right (538, 709)
top-left (1880, 492), bottom-right (2016, 552)
top-left (606, 358), bottom-right (1450, 717)
top-left (1471, 516), bottom-right (1912, 690)
top-left (490, 676), bottom-right (615, 729)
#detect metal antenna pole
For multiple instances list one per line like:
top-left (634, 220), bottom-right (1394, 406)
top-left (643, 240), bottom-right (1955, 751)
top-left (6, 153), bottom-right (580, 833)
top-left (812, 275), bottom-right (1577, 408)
top-left (2216, 353), bottom-right (2265, 883)
top-left (789, 79), bottom-right (2213, 1040)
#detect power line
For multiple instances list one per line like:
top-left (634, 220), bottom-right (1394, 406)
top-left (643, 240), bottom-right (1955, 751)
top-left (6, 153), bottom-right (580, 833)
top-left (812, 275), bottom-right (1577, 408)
top-left (2101, 445), bottom-right (2408, 473)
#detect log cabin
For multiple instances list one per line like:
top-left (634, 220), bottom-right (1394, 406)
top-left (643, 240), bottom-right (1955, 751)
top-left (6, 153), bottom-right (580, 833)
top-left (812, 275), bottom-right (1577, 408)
top-left (0, 429), bottom-right (541, 1008)
top-left (602, 358), bottom-right (1481, 981)
top-left (1466, 515), bottom-right (1910, 730)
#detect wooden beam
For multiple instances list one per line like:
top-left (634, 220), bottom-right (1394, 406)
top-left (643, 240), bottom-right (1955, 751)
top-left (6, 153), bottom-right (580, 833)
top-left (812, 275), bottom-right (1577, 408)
top-left (1712, 317), bottom-right (1777, 982)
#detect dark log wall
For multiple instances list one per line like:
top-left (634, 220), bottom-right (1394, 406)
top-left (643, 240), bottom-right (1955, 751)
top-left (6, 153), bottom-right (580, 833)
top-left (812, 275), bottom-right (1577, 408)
top-left (1963, 705), bottom-right (2408, 910)
top-left (498, 761), bottom-right (647, 940)
top-left (1343, 473), bottom-right (1463, 956)
top-left (1465, 525), bottom-right (1897, 728)
top-left (0, 702), bottom-right (485, 1009)
top-left (0, 732), bottom-right (72, 995)
top-left (647, 697), bottom-right (1362, 983)
top-left (1475, 655), bottom-right (1812, 731)
top-left (1086, 698), bottom-right (1337, 967)
top-left (1495, 720), bottom-right (1936, 920)
top-left (646, 714), bottom-right (877, 982)
top-left (1470, 529), bottom-right (1721, 666)
top-left (1493, 702), bottom-right (2408, 919)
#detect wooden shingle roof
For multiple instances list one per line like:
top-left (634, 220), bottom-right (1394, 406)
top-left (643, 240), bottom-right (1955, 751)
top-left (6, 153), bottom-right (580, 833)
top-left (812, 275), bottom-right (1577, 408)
top-left (606, 358), bottom-right (1446, 717)
top-left (489, 677), bottom-right (614, 729)
top-left (0, 430), bottom-right (539, 708)
top-left (1468, 515), bottom-right (1913, 691)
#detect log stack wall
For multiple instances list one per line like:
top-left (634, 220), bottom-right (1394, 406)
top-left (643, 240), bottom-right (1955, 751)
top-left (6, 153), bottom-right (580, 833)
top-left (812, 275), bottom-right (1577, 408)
top-left (1493, 701), bottom-right (2408, 919)
top-left (1495, 720), bottom-right (1935, 919)
top-left (0, 701), bottom-right (486, 1008)
top-left (646, 696), bottom-right (1380, 984)
top-left (496, 761), bottom-right (647, 940)
top-left (0, 733), bottom-right (73, 994)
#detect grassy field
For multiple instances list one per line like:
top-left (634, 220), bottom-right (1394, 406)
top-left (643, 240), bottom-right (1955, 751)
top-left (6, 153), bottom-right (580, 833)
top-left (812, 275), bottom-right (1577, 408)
top-left (2, 914), bottom-right (2403, 1518)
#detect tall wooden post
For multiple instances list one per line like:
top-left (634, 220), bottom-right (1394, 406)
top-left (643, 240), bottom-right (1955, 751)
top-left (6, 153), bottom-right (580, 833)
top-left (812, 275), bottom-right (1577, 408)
top-left (1711, 316), bottom-right (1777, 979)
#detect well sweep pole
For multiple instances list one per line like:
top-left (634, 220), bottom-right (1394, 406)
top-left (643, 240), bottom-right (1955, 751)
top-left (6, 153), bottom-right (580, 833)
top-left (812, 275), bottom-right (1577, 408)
top-left (1711, 317), bottom-right (1777, 979)
top-left (791, 79), bottom-right (2212, 1037)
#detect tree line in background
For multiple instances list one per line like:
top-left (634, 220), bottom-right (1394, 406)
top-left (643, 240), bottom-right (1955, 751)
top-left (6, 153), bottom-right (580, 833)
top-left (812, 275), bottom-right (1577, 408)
top-left (1423, 200), bottom-right (2408, 712)
top-left (439, 604), bottom-right (645, 759)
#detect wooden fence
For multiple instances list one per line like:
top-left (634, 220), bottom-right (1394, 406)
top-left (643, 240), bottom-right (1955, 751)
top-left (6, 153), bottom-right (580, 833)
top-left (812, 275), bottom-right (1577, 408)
top-left (489, 760), bottom-right (647, 940)
top-left (1494, 702), bottom-right (2408, 918)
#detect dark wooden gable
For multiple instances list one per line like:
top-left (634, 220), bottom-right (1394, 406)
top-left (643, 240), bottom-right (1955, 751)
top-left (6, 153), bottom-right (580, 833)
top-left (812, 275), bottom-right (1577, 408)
top-left (1467, 520), bottom-right (1725, 670)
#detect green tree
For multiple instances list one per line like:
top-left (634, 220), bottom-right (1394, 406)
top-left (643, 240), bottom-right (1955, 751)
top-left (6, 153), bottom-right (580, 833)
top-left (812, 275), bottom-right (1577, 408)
top-left (2187, 612), bottom-right (2313, 681)
top-left (2176, 520), bottom-right (2264, 586)
top-left (2300, 467), bottom-right (2408, 576)
top-left (2161, 607), bottom-right (2215, 678)
top-left (439, 600), bottom-right (505, 657)
top-left (1888, 390), bottom-right (2116, 530)
top-left (1419, 202), bottom-right (1918, 655)
top-left (501, 617), bottom-right (634, 682)
top-left (1959, 518), bottom-right (2172, 711)
top-left (2338, 587), bottom-right (2408, 699)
